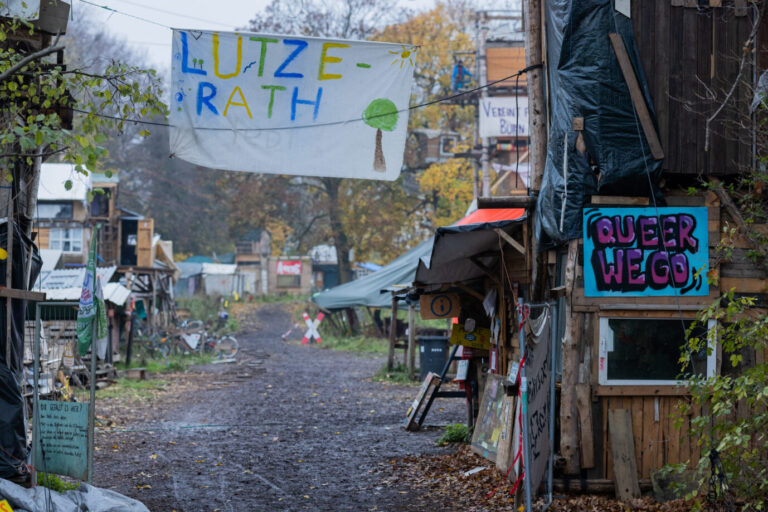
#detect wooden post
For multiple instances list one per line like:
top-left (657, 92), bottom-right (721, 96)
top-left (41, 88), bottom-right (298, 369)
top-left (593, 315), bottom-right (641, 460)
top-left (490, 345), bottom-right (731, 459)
top-left (477, 11), bottom-right (491, 197)
top-left (524, 0), bottom-right (547, 192)
top-left (560, 238), bottom-right (582, 474)
top-left (408, 304), bottom-right (416, 380)
top-left (125, 313), bottom-right (135, 367)
top-left (387, 296), bottom-right (398, 370)
top-left (524, 0), bottom-right (550, 302)
top-left (5, 196), bottom-right (13, 369)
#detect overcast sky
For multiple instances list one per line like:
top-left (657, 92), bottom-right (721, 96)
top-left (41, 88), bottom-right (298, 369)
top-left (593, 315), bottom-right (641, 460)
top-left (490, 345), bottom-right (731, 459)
top-left (73, 0), bottom-right (439, 72)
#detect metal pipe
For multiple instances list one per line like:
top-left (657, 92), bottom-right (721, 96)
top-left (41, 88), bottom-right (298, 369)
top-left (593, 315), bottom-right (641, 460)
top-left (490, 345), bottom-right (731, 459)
top-left (547, 303), bottom-right (557, 505)
top-left (518, 300), bottom-right (533, 512)
top-left (32, 304), bottom-right (41, 485)
top-left (88, 316), bottom-right (96, 483)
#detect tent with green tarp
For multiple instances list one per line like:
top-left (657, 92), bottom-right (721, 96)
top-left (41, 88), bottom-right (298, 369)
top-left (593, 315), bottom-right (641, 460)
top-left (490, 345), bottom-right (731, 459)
top-left (312, 238), bottom-right (433, 310)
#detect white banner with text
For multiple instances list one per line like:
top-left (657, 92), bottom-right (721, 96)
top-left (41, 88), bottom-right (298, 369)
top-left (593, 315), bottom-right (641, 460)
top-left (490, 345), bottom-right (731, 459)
top-left (170, 29), bottom-right (416, 180)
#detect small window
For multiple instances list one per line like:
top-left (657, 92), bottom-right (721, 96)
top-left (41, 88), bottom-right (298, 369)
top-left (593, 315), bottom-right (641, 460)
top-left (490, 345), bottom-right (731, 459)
top-left (277, 275), bottom-right (300, 288)
top-left (49, 227), bottom-right (83, 253)
top-left (440, 136), bottom-right (457, 156)
top-left (598, 317), bottom-right (716, 386)
top-left (90, 191), bottom-right (110, 217)
top-left (37, 202), bottom-right (73, 219)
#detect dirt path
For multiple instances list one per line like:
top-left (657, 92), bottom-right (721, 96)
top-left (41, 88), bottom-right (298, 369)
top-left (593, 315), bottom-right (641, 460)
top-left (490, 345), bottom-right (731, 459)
top-left (94, 304), bottom-right (464, 511)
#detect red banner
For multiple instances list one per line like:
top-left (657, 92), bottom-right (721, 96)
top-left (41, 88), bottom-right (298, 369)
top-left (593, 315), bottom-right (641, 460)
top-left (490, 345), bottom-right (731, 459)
top-left (277, 260), bottom-right (302, 275)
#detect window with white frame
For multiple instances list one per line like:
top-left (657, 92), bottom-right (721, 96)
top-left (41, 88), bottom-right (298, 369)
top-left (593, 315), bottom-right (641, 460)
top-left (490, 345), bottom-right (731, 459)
top-left (49, 227), bottom-right (83, 253)
top-left (598, 317), bottom-right (716, 386)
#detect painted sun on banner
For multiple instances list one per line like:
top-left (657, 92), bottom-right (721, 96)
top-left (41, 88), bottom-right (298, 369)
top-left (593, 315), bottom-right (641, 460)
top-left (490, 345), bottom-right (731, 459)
top-left (170, 30), bottom-right (416, 180)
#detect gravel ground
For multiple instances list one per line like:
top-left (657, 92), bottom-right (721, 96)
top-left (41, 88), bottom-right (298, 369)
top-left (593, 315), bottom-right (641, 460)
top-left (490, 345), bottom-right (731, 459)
top-left (93, 303), bottom-right (464, 511)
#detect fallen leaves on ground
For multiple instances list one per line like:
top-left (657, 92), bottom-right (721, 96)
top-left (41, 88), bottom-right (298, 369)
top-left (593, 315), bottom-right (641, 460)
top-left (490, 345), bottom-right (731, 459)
top-left (376, 445), bottom-right (695, 512)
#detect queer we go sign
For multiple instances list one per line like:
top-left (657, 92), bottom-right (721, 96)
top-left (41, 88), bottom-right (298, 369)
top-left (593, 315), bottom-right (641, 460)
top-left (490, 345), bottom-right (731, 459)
top-left (583, 207), bottom-right (709, 297)
top-left (170, 30), bottom-right (415, 180)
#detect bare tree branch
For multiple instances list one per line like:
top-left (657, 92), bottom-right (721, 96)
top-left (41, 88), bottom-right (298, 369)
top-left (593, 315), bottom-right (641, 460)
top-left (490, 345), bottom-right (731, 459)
top-left (0, 147), bottom-right (68, 159)
top-left (0, 45), bottom-right (64, 83)
top-left (704, 2), bottom-right (765, 152)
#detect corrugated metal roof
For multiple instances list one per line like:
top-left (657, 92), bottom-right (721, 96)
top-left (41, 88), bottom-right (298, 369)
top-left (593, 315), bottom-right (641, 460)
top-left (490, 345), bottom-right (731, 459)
top-left (40, 287), bottom-right (83, 301)
top-left (103, 282), bottom-right (131, 306)
top-left (34, 266), bottom-right (118, 301)
top-left (202, 263), bottom-right (237, 275)
top-left (39, 249), bottom-right (62, 272)
top-left (38, 163), bottom-right (91, 201)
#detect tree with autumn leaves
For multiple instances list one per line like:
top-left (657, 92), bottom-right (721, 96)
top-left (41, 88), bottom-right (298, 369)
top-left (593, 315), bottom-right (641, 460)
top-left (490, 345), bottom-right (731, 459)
top-left (226, 0), bottom-right (478, 283)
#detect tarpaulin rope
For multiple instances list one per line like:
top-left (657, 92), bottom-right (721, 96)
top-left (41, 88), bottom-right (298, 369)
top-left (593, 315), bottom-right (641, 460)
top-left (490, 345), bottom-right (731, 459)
top-left (71, 64), bottom-right (544, 131)
top-left (0, 443), bottom-right (33, 476)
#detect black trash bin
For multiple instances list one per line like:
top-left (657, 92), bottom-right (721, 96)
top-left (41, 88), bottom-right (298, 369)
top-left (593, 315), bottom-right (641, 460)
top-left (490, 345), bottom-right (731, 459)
top-left (419, 336), bottom-right (449, 381)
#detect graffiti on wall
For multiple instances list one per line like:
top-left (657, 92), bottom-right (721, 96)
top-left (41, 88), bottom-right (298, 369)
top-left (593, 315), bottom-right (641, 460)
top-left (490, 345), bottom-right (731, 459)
top-left (583, 207), bottom-right (709, 297)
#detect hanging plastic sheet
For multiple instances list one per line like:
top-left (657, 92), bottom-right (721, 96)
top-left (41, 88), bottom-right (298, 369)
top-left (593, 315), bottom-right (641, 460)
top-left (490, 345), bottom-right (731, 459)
top-left (0, 221), bottom-right (42, 479)
top-left (536, 0), bottom-right (664, 248)
top-left (0, 363), bottom-right (27, 479)
top-left (0, 221), bottom-right (43, 374)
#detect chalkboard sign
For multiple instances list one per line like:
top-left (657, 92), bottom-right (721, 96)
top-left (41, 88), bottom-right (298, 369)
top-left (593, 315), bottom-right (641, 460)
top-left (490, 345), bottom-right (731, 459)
top-left (470, 374), bottom-right (507, 462)
top-left (404, 372), bottom-right (440, 431)
top-left (35, 400), bottom-right (89, 480)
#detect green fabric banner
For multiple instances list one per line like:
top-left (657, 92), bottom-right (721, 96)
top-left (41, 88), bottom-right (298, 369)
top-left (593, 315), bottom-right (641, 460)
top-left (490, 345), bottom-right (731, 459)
top-left (76, 229), bottom-right (108, 356)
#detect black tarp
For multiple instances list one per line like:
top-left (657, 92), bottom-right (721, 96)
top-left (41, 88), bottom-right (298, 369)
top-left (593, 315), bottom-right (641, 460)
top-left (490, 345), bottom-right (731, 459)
top-left (536, 0), bottom-right (664, 248)
top-left (0, 221), bottom-right (42, 479)
top-left (0, 221), bottom-right (43, 374)
top-left (0, 363), bottom-right (26, 478)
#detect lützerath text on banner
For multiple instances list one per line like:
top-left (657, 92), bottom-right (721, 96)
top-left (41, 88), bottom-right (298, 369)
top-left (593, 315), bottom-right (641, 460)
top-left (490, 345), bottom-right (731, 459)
top-left (170, 29), bottom-right (416, 181)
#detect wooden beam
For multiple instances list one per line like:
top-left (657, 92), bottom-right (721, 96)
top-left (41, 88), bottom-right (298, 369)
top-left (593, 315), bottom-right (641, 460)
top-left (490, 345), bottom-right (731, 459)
top-left (408, 305), bottom-right (416, 380)
top-left (590, 195), bottom-right (650, 206)
top-left (454, 283), bottom-right (484, 300)
top-left (711, 178), bottom-right (764, 255)
top-left (576, 383), bottom-right (595, 469)
top-left (594, 385), bottom-right (690, 397)
top-left (494, 228), bottom-right (526, 256)
top-left (477, 195), bottom-right (536, 209)
top-left (0, 288), bottom-right (47, 301)
top-left (561, 238), bottom-right (581, 474)
top-left (608, 409), bottom-right (641, 500)
top-left (469, 256), bottom-right (502, 287)
top-left (550, 285), bottom-right (566, 298)
top-left (551, 478), bottom-right (652, 494)
top-left (387, 296), bottom-right (398, 371)
top-left (609, 33), bottom-right (665, 160)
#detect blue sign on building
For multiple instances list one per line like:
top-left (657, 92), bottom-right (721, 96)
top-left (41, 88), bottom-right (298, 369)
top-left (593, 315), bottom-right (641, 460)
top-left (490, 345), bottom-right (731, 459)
top-left (583, 207), bottom-right (709, 297)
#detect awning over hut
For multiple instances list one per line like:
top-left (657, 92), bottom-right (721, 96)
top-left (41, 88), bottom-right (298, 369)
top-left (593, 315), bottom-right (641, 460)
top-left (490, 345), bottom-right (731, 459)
top-left (415, 208), bottom-right (527, 286)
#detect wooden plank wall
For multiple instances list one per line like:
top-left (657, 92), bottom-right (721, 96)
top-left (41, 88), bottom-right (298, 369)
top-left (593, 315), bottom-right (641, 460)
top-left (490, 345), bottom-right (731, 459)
top-left (630, 2), bottom-right (755, 176)
top-left (601, 396), bottom-right (701, 480)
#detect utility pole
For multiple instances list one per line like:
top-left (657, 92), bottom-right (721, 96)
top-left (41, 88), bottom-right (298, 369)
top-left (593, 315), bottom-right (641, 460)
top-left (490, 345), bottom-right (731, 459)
top-left (476, 11), bottom-right (491, 198)
top-left (475, 9), bottom-right (525, 198)
top-left (524, 0), bottom-right (547, 192)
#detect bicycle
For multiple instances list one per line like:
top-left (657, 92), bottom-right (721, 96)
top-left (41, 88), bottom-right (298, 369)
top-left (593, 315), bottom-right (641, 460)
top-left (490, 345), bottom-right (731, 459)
top-left (200, 332), bottom-right (239, 359)
top-left (141, 332), bottom-right (172, 359)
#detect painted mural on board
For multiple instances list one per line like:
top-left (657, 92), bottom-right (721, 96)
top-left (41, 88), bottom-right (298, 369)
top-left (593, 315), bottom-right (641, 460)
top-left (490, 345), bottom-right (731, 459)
top-left (170, 30), bottom-right (415, 180)
top-left (583, 207), bottom-right (709, 297)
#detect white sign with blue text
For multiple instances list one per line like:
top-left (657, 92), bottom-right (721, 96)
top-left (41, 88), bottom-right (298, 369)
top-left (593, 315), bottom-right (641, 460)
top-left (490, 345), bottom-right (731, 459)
top-left (478, 96), bottom-right (529, 138)
top-left (170, 30), bottom-right (416, 180)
